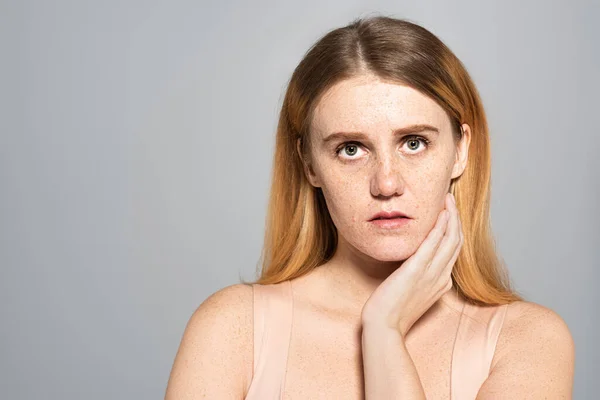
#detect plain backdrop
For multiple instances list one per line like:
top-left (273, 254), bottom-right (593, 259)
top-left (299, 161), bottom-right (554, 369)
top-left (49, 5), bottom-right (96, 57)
top-left (1, 0), bottom-right (598, 398)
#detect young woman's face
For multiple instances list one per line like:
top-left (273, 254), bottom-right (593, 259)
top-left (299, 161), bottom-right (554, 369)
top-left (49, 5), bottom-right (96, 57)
top-left (302, 75), bottom-right (471, 262)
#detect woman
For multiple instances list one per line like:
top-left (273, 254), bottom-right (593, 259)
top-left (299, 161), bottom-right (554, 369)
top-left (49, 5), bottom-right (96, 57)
top-left (165, 16), bottom-right (574, 399)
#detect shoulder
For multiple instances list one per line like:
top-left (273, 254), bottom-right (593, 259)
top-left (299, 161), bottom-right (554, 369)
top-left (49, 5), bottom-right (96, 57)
top-left (165, 283), bottom-right (254, 399)
top-left (498, 300), bottom-right (574, 359)
top-left (183, 283), bottom-right (254, 350)
top-left (477, 300), bottom-right (575, 398)
top-left (193, 283), bottom-right (254, 326)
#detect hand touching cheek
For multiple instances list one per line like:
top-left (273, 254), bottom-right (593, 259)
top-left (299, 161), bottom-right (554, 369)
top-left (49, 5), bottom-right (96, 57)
top-left (361, 192), bottom-right (464, 337)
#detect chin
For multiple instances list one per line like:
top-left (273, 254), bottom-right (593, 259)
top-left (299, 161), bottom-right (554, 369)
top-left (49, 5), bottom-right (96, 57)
top-left (369, 249), bottom-right (414, 262)
top-left (358, 238), bottom-right (419, 262)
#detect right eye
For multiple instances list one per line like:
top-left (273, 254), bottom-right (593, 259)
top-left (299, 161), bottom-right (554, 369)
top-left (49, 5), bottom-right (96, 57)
top-left (335, 142), bottom-right (365, 160)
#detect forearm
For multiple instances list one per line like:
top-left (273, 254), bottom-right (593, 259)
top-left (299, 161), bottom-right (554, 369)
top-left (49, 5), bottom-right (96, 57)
top-left (361, 324), bottom-right (426, 399)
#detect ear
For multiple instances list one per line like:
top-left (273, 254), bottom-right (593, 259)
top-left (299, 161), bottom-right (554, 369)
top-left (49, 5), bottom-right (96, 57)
top-left (297, 138), bottom-right (322, 188)
top-left (451, 123), bottom-right (472, 179)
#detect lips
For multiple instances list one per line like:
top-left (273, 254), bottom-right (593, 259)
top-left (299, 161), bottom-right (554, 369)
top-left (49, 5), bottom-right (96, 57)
top-left (369, 210), bottom-right (410, 221)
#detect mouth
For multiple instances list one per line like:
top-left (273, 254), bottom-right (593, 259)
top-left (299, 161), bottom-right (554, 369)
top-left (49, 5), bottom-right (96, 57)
top-left (369, 210), bottom-right (409, 221)
top-left (369, 215), bottom-right (411, 229)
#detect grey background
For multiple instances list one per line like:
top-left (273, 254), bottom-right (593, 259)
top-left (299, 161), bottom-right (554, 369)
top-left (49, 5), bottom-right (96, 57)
top-left (1, 0), bottom-right (598, 398)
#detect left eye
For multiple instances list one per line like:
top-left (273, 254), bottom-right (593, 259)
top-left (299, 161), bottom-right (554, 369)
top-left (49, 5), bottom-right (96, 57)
top-left (404, 137), bottom-right (429, 152)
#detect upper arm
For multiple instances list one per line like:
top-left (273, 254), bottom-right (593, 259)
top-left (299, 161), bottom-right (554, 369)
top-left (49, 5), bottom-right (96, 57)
top-left (165, 283), bottom-right (254, 400)
top-left (476, 301), bottom-right (575, 399)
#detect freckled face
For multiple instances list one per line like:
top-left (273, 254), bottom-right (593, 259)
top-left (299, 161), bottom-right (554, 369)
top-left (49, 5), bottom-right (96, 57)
top-left (304, 75), bottom-right (467, 261)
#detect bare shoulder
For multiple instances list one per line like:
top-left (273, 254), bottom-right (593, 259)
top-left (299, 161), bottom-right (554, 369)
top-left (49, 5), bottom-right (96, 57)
top-left (165, 283), bottom-right (254, 400)
top-left (477, 300), bottom-right (575, 398)
top-left (191, 283), bottom-right (254, 330)
top-left (498, 300), bottom-right (574, 357)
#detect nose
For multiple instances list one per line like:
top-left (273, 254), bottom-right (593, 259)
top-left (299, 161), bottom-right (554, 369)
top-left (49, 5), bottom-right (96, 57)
top-left (370, 153), bottom-right (405, 198)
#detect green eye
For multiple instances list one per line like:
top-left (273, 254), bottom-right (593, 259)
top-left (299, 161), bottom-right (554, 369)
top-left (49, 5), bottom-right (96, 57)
top-left (335, 136), bottom-right (431, 160)
top-left (344, 144), bottom-right (358, 156)
top-left (407, 139), bottom-right (421, 150)
top-left (403, 136), bottom-right (430, 153)
top-left (335, 142), bottom-right (362, 158)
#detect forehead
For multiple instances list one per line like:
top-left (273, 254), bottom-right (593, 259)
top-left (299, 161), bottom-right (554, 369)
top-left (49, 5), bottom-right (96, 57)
top-left (311, 75), bottom-right (452, 136)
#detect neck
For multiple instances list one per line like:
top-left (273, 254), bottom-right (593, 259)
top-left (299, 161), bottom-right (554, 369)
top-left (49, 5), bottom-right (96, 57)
top-left (315, 236), bottom-right (463, 321)
top-left (323, 247), bottom-right (402, 307)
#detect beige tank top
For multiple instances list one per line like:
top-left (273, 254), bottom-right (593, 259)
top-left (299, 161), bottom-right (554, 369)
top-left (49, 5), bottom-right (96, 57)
top-left (244, 280), bottom-right (508, 400)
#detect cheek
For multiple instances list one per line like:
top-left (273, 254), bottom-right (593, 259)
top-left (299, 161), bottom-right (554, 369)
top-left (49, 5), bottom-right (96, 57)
top-left (412, 157), bottom-right (454, 203)
top-left (320, 180), bottom-right (360, 225)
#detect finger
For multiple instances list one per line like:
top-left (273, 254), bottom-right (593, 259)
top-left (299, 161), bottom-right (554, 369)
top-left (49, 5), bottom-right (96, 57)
top-left (453, 193), bottom-right (464, 254)
top-left (442, 232), bottom-right (462, 277)
top-left (437, 193), bottom-right (458, 250)
top-left (451, 204), bottom-right (465, 269)
top-left (457, 201), bottom-right (464, 244)
top-left (449, 193), bottom-right (463, 246)
top-left (429, 193), bottom-right (462, 272)
top-left (444, 195), bottom-right (464, 277)
top-left (411, 203), bottom-right (450, 265)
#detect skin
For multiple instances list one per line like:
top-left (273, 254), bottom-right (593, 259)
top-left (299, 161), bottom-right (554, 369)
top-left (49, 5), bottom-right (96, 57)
top-left (163, 73), bottom-right (575, 400)
top-left (360, 192), bottom-right (460, 398)
top-left (298, 73), bottom-right (470, 317)
top-left (296, 74), bottom-right (470, 398)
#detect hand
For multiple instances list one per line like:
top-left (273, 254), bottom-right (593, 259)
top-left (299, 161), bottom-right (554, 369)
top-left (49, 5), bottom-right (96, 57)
top-left (361, 192), bottom-right (464, 337)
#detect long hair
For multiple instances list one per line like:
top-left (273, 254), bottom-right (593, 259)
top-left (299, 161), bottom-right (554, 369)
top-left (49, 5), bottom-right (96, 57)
top-left (243, 15), bottom-right (522, 306)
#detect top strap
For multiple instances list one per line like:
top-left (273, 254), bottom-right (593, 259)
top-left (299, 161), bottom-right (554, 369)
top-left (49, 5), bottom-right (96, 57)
top-left (244, 281), bottom-right (294, 400)
top-left (450, 302), bottom-right (508, 399)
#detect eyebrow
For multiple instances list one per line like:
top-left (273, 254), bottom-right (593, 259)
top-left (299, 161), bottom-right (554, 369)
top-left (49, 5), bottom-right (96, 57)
top-left (321, 124), bottom-right (440, 145)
